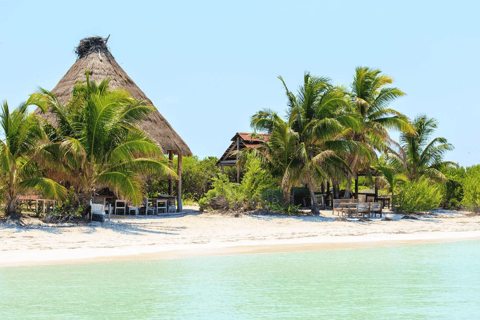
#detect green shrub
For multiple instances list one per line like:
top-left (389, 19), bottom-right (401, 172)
top-left (461, 165), bottom-right (480, 212)
top-left (264, 202), bottom-right (301, 215)
top-left (441, 180), bottom-right (463, 209)
top-left (262, 188), bottom-right (283, 203)
top-left (199, 155), bottom-right (275, 211)
top-left (395, 177), bottom-right (442, 213)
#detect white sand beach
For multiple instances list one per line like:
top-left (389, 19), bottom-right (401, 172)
top-left (1, 207), bottom-right (480, 267)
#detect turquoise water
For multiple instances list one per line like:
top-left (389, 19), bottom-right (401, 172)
top-left (1, 241), bottom-right (479, 319)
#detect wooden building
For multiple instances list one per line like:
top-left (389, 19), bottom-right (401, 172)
top-left (216, 132), bottom-right (270, 182)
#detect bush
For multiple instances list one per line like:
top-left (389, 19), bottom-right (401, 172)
top-left (262, 188), bottom-right (283, 203)
top-left (441, 180), bottom-right (463, 209)
top-left (199, 155), bottom-right (275, 211)
top-left (263, 202), bottom-right (301, 215)
top-left (395, 177), bottom-right (442, 213)
top-left (461, 165), bottom-right (480, 212)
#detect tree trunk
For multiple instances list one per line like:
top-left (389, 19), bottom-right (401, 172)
top-left (282, 188), bottom-right (290, 205)
top-left (5, 198), bottom-right (19, 216)
top-left (344, 155), bottom-right (359, 199)
top-left (307, 181), bottom-right (320, 215)
top-left (345, 178), bottom-right (352, 199)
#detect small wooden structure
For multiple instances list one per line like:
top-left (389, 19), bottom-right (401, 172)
top-left (353, 168), bottom-right (381, 202)
top-left (216, 132), bottom-right (270, 182)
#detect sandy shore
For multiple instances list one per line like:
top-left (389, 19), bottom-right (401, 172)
top-left (1, 207), bottom-right (480, 267)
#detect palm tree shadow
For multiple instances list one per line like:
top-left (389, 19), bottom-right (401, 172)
top-left (250, 213), bottom-right (334, 222)
top-left (85, 220), bottom-right (186, 236)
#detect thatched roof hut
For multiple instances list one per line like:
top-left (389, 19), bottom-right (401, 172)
top-left (34, 36), bottom-right (192, 157)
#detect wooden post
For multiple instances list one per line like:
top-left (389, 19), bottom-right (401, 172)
top-left (168, 151), bottom-right (174, 196)
top-left (374, 176), bottom-right (378, 201)
top-left (177, 154), bottom-right (183, 212)
top-left (354, 175), bottom-right (359, 200)
top-left (236, 136), bottom-right (240, 183)
top-left (326, 181), bottom-right (330, 205)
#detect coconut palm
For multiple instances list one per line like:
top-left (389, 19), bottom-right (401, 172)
top-left (30, 70), bottom-right (176, 206)
top-left (252, 73), bottom-right (363, 214)
top-left (247, 112), bottom-right (300, 203)
top-left (392, 115), bottom-right (455, 182)
top-left (0, 101), bottom-right (66, 215)
top-left (374, 157), bottom-right (407, 207)
top-left (343, 66), bottom-right (414, 198)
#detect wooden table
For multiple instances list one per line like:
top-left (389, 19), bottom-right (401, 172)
top-left (376, 197), bottom-right (390, 209)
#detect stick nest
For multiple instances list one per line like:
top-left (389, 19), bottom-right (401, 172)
top-left (74, 36), bottom-right (111, 59)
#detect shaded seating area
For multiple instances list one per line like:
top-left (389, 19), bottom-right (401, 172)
top-left (33, 36), bottom-right (192, 214)
top-left (90, 193), bottom-right (178, 217)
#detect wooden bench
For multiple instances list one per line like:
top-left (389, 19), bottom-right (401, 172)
top-left (370, 202), bottom-right (383, 217)
top-left (333, 199), bottom-right (359, 215)
top-left (335, 202), bottom-right (383, 218)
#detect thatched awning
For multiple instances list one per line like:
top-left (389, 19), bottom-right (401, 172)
top-left (34, 36), bottom-right (192, 156)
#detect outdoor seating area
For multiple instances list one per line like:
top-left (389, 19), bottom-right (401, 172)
top-left (90, 194), bottom-right (178, 218)
top-left (19, 197), bottom-right (57, 214)
top-left (332, 199), bottom-right (383, 218)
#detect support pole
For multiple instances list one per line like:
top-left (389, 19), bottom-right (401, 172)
top-left (354, 175), bottom-right (359, 200)
top-left (374, 176), bottom-right (378, 201)
top-left (177, 154), bottom-right (183, 212)
top-left (236, 136), bottom-right (240, 183)
top-left (326, 181), bottom-right (331, 206)
top-left (168, 151), bottom-right (174, 196)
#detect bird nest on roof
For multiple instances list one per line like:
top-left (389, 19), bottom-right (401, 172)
top-left (74, 35), bottom-right (111, 59)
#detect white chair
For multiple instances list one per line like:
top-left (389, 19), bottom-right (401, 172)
top-left (144, 198), bottom-right (155, 215)
top-left (128, 206), bottom-right (139, 216)
top-left (167, 198), bottom-right (176, 213)
top-left (90, 199), bottom-right (106, 222)
top-left (156, 199), bottom-right (167, 214)
top-left (114, 200), bottom-right (127, 215)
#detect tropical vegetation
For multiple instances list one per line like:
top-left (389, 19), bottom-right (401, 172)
top-left (0, 101), bottom-right (66, 216)
top-left (1, 66), bottom-right (476, 218)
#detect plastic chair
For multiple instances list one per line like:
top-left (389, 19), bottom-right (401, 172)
top-left (144, 198), bottom-right (155, 215)
top-left (156, 199), bottom-right (167, 214)
top-left (114, 200), bottom-right (127, 215)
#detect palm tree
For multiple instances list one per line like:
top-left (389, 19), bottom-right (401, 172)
top-left (0, 101), bottom-right (66, 216)
top-left (374, 157), bottom-right (406, 207)
top-left (392, 115), bottom-right (455, 182)
top-left (252, 73), bottom-right (362, 214)
top-left (30, 70), bottom-right (176, 206)
top-left (343, 66), bottom-right (414, 198)
top-left (248, 112), bottom-right (300, 204)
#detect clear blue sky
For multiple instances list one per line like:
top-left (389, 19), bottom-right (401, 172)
top-left (1, 0), bottom-right (479, 166)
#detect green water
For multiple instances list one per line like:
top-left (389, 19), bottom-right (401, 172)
top-left (1, 240), bottom-right (479, 319)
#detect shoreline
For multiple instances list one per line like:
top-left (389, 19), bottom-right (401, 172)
top-left (2, 208), bottom-right (480, 268)
top-left (2, 230), bottom-right (480, 268)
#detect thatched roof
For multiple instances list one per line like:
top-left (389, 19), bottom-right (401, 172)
top-left (34, 36), bottom-right (192, 156)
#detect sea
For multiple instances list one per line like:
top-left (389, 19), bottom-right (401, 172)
top-left (1, 240), bottom-right (479, 319)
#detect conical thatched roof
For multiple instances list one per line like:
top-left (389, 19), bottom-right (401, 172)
top-left (34, 36), bottom-right (192, 156)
